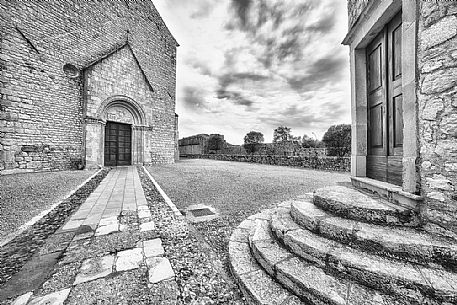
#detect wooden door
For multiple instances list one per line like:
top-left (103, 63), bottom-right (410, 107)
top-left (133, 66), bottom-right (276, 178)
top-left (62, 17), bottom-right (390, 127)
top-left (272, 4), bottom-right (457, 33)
top-left (104, 122), bottom-right (132, 166)
top-left (366, 13), bottom-right (403, 186)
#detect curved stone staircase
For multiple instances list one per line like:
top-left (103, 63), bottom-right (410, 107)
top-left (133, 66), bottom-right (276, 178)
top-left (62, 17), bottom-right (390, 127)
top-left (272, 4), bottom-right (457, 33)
top-left (229, 186), bottom-right (457, 305)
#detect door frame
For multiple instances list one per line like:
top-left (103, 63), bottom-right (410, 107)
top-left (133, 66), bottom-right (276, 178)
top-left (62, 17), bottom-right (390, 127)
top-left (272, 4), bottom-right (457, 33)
top-left (343, 0), bottom-right (420, 194)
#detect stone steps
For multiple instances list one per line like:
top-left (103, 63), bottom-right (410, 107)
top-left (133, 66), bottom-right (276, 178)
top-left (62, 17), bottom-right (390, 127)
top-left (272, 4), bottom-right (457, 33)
top-left (313, 186), bottom-right (420, 226)
top-left (228, 218), bottom-right (304, 305)
top-left (271, 208), bottom-right (457, 303)
top-left (229, 186), bottom-right (457, 305)
top-left (248, 218), bottom-right (406, 305)
top-left (290, 199), bottom-right (457, 270)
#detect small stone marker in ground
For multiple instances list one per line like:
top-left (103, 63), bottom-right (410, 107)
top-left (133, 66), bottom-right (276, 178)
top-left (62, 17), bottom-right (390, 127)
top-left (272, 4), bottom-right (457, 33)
top-left (185, 204), bottom-right (219, 223)
top-left (116, 248), bottom-right (144, 272)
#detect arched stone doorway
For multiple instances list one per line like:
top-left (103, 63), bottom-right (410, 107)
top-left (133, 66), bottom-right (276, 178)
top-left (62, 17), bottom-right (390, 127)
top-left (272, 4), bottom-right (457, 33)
top-left (84, 96), bottom-right (148, 168)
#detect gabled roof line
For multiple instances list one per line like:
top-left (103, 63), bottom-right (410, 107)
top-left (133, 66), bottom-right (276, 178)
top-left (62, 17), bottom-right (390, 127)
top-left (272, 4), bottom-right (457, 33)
top-left (81, 40), bottom-right (155, 93)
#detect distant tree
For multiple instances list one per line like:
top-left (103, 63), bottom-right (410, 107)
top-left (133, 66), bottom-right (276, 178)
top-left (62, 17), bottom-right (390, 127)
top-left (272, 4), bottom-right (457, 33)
top-left (273, 126), bottom-right (292, 143)
top-left (302, 134), bottom-right (317, 148)
top-left (322, 124), bottom-right (351, 156)
top-left (243, 131), bottom-right (264, 154)
top-left (207, 135), bottom-right (225, 152)
top-left (302, 134), bottom-right (324, 148)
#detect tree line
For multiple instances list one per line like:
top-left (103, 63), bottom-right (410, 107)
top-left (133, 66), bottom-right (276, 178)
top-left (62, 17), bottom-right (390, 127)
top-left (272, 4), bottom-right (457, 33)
top-left (244, 124), bottom-right (351, 157)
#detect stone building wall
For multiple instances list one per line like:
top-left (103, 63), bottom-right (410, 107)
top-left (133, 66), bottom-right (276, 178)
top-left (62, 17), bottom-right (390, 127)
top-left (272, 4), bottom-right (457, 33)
top-left (417, 2), bottom-right (457, 232)
top-left (347, 0), bottom-right (370, 28)
top-left (0, 0), bottom-right (177, 174)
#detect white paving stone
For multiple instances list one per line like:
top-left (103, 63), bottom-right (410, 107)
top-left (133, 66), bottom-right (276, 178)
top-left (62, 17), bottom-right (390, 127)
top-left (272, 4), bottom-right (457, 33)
top-left (74, 255), bottom-right (114, 285)
top-left (11, 292), bottom-right (32, 305)
top-left (143, 238), bottom-right (164, 257)
top-left (140, 221), bottom-right (155, 232)
top-left (138, 209), bottom-right (152, 219)
top-left (137, 205), bottom-right (149, 211)
top-left (116, 248), bottom-right (144, 271)
top-left (98, 216), bottom-right (118, 226)
top-left (95, 223), bottom-right (119, 236)
top-left (147, 257), bottom-right (175, 284)
top-left (28, 288), bottom-right (71, 305)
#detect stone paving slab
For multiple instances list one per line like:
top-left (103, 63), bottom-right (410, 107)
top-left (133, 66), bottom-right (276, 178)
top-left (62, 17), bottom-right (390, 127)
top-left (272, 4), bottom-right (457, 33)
top-left (6, 167), bottom-right (176, 305)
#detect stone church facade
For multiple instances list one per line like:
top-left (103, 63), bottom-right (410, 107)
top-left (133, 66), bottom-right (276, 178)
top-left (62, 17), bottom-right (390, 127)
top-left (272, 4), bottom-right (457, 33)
top-left (0, 0), bottom-right (178, 174)
top-left (343, 0), bottom-right (457, 234)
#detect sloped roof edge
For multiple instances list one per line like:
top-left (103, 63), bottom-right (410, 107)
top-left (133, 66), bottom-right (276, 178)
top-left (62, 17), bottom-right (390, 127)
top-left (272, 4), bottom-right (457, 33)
top-left (81, 41), bottom-right (155, 93)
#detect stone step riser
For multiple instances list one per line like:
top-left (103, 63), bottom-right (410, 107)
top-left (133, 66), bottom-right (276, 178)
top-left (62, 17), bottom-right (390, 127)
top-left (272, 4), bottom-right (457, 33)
top-left (249, 219), bottom-right (420, 305)
top-left (313, 186), bottom-right (420, 227)
top-left (290, 202), bottom-right (457, 271)
top-left (228, 218), bottom-right (305, 305)
top-left (271, 210), bottom-right (457, 304)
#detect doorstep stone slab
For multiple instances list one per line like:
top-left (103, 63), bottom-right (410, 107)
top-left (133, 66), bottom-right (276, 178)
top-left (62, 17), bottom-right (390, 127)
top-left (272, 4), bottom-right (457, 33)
top-left (74, 255), bottom-right (114, 285)
top-left (146, 257), bottom-right (175, 284)
top-left (143, 238), bottom-right (164, 257)
top-left (27, 288), bottom-right (71, 305)
top-left (115, 248), bottom-right (144, 272)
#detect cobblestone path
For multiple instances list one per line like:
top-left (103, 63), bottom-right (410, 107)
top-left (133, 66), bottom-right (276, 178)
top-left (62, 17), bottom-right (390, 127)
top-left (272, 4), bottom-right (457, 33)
top-left (1, 167), bottom-right (177, 305)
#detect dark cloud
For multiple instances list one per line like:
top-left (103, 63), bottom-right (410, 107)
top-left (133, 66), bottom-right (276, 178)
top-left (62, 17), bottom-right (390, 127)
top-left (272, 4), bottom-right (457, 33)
top-left (217, 72), bottom-right (268, 94)
top-left (287, 54), bottom-right (347, 92)
top-left (216, 89), bottom-right (254, 107)
top-left (231, 0), bottom-right (253, 29)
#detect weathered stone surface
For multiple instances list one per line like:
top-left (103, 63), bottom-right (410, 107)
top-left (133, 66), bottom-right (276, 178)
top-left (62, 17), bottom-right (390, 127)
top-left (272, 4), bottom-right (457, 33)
top-left (280, 223), bottom-right (457, 302)
top-left (146, 257), bottom-right (174, 284)
top-left (143, 238), bottom-right (164, 258)
top-left (228, 241), bottom-right (260, 276)
top-left (95, 223), bottom-right (119, 236)
top-left (74, 255), bottom-right (114, 285)
top-left (116, 248), bottom-right (143, 272)
top-left (421, 15), bottom-right (457, 49)
top-left (422, 98), bottom-right (444, 120)
top-left (290, 200), bottom-right (329, 232)
top-left (28, 289), bottom-right (71, 305)
top-left (270, 209), bottom-right (301, 240)
top-left (276, 257), bottom-right (400, 305)
top-left (229, 227), bottom-right (250, 243)
top-left (426, 174), bottom-right (454, 191)
top-left (249, 219), bottom-right (272, 243)
top-left (421, 68), bottom-right (457, 94)
top-left (290, 199), bottom-right (457, 269)
top-left (239, 269), bottom-right (293, 305)
top-left (313, 186), bottom-right (418, 226)
top-left (139, 221), bottom-right (155, 232)
top-left (251, 239), bottom-right (293, 275)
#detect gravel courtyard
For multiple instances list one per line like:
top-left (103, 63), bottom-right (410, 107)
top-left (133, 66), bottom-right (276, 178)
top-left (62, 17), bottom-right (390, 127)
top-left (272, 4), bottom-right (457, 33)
top-left (0, 170), bottom-right (96, 242)
top-left (146, 159), bottom-right (350, 275)
top-left (147, 159), bottom-right (350, 219)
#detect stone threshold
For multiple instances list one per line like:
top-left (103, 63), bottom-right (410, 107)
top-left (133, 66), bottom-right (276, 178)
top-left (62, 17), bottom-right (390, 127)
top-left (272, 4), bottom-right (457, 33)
top-left (351, 176), bottom-right (423, 210)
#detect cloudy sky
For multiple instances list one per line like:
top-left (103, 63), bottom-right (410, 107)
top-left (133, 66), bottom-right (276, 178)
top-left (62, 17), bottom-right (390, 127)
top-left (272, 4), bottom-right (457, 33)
top-left (153, 0), bottom-right (350, 144)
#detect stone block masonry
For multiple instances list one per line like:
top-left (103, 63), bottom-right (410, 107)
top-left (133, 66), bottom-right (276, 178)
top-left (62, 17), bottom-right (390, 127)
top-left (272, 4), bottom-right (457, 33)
top-left (418, 1), bottom-right (457, 233)
top-left (0, 0), bottom-right (178, 174)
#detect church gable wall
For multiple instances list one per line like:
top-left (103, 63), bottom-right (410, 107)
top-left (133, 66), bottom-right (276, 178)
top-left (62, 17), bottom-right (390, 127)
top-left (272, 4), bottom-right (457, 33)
top-left (0, 0), bottom-right (177, 173)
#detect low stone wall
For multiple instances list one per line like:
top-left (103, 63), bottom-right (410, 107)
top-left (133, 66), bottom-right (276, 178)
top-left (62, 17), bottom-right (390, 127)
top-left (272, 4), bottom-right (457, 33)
top-left (184, 154), bottom-right (350, 172)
